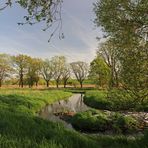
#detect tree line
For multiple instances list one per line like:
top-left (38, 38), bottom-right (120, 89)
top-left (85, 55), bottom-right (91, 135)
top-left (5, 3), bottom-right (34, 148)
top-left (0, 54), bottom-right (89, 88)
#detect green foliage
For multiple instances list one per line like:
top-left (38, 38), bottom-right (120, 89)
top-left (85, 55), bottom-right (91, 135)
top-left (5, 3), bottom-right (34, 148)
top-left (94, 0), bottom-right (148, 101)
top-left (70, 61), bottom-right (89, 88)
top-left (0, 54), bottom-right (12, 87)
top-left (26, 57), bottom-right (42, 87)
top-left (96, 39), bottom-right (120, 88)
top-left (108, 90), bottom-right (136, 111)
top-left (94, 0), bottom-right (148, 43)
top-left (112, 113), bottom-right (139, 134)
top-left (84, 90), bottom-right (148, 111)
top-left (89, 56), bottom-right (110, 87)
top-left (71, 110), bottom-right (139, 134)
top-left (52, 56), bottom-right (67, 88)
top-left (0, 89), bottom-right (72, 115)
top-left (71, 109), bottom-right (109, 132)
top-left (1, 0), bottom-right (63, 41)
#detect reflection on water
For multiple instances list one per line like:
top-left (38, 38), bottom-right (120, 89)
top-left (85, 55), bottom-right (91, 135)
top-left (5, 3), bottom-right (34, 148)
top-left (39, 94), bottom-right (89, 129)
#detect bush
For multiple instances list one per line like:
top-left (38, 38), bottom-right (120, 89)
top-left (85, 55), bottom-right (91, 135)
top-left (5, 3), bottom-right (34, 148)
top-left (71, 110), bottom-right (140, 134)
top-left (112, 113), bottom-right (139, 134)
top-left (71, 110), bottom-right (109, 132)
top-left (108, 90), bottom-right (137, 111)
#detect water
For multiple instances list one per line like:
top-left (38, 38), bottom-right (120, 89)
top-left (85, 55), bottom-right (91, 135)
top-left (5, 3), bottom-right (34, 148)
top-left (39, 94), bottom-right (89, 129)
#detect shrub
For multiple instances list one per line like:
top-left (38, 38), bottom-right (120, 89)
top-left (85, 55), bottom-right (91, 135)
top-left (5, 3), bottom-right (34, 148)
top-left (71, 110), bottom-right (140, 134)
top-left (112, 113), bottom-right (139, 134)
top-left (108, 90), bottom-right (137, 111)
top-left (71, 110), bottom-right (109, 132)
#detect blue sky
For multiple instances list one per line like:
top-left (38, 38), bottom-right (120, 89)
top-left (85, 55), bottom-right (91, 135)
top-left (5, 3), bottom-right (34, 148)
top-left (0, 0), bottom-right (103, 62)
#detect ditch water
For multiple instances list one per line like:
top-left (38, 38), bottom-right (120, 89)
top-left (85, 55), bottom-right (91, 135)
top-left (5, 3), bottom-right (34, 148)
top-left (39, 93), bottom-right (89, 130)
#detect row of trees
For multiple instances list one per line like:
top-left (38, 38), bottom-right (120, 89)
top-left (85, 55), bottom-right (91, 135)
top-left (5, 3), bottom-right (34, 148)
top-left (0, 54), bottom-right (88, 88)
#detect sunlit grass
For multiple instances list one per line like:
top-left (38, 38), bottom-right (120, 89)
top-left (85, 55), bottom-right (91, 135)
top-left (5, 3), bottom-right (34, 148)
top-left (0, 89), bottom-right (72, 115)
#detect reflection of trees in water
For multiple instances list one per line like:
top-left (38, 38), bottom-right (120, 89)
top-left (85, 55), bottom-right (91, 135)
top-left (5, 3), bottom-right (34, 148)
top-left (40, 94), bottom-right (89, 115)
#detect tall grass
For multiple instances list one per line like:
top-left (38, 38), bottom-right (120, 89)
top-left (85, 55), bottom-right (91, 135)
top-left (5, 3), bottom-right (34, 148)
top-left (84, 90), bottom-right (148, 111)
top-left (0, 89), bottom-right (72, 114)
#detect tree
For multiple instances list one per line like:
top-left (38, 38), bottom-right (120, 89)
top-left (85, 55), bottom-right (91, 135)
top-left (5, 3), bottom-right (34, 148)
top-left (1, 0), bottom-right (63, 41)
top-left (119, 46), bottom-right (148, 102)
top-left (13, 54), bottom-right (30, 88)
top-left (97, 39), bottom-right (120, 88)
top-left (40, 59), bottom-right (54, 87)
top-left (94, 0), bottom-right (148, 45)
top-left (62, 64), bottom-right (70, 88)
top-left (94, 0), bottom-right (148, 102)
top-left (70, 61), bottom-right (88, 88)
top-left (26, 57), bottom-right (42, 88)
top-left (89, 56), bottom-right (110, 88)
top-left (0, 54), bottom-right (12, 87)
top-left (52, 56), bottom-right (66, 88)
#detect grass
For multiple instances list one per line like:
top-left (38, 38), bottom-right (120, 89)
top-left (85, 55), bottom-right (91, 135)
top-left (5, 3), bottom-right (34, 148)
top-left (0, 88), bottom-right (147, 147)
top-left (84, 90), bottom-right (111, 110)
top-left (84, 90), bottom-right (148, 111)
top-left (0, 88), bottom-right (72, 115)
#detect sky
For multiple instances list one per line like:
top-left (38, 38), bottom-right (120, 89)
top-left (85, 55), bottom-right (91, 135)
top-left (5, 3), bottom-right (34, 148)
top-left (0, 0), bottom-right (103, 63)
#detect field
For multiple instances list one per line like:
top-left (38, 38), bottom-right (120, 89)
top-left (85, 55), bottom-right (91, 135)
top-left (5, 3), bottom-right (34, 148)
top-left (0, 88), bottom-right (147, 148)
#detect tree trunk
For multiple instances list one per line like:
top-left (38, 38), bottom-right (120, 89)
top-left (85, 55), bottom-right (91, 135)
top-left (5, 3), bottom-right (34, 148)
top-left (20, 73), bottom-right (23, 88)
top-left (80, 82), bottom-right (83, 88)
top-left (56, 81), bottom-right (59, 88)
top-left (56, 78), bottom-right (60, 88)
top-left (19, 80), bottom-right (23, 88)
top-left (63, 80), bottom-right (67, 88)
top-left (46, 80), bottom-right (49, 87)
top-left (64, 83), bottom-right (66, 88)
top-left (35, 81), bottom-right (38, 87)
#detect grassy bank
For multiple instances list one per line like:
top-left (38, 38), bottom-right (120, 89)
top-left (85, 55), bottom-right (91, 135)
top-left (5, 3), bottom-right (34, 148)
top-left (0, 89), bottom-right (72, 115)
top-left (84, 90), bottom-right (148, 111)
top-left (0, 88), bottom-right (147, 147)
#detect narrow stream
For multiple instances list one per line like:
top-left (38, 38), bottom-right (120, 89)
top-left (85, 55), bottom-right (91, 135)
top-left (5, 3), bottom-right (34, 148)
top-left (39, 93), bottom-right (89, 130)
top-left (39, 93), bottom-right (148, 133)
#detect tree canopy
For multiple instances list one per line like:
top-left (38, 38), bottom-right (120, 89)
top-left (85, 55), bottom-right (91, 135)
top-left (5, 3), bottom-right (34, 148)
top-left (94, 0), bottom-right (148, 101)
